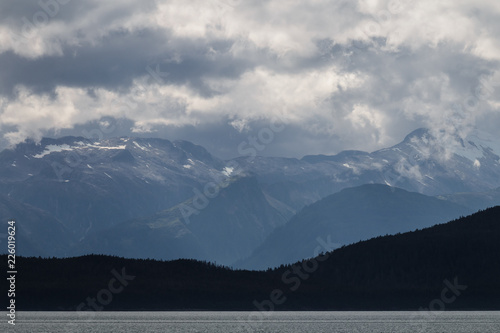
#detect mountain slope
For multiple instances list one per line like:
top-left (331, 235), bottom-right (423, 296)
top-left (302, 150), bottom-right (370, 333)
top-left (0, 136), bottom-right (230, 239)
top-left (297, 206), bottom-right (500, 309)
top-left (187, 177), bottom-right (290, 264)
top-left (74, 204), bottom-right (206, 262)
top-left (77, 177), bottom-right (290, 265)
top-left (238, 184), bottom-right (471, 270)
top-left (438, 186), bottom-right (500, 212)
top-left (0, 195), bottom-right (74, 256)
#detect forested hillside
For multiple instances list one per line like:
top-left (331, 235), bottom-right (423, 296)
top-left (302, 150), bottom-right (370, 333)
top-left (3, 207), bottom-right (499, 310)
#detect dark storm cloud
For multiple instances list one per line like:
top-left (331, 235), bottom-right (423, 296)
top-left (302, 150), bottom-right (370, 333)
top-left (0, 29), bottom-right (256, 98)
top-left (0, 0), bottom-right (156, 29)
top-left (0, 29), bottom-right (163, 96)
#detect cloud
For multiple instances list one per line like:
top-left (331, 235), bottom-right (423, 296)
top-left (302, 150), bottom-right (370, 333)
top-left (0, 0), bottom-right (499, 157)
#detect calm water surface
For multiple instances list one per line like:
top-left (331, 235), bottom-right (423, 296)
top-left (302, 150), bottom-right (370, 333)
top-left (9, 311), bottom-right (500, 332)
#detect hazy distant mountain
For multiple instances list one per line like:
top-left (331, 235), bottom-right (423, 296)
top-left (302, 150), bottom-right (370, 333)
top-left (438, 186), bottom-right (500, 212)
top-left (0, 195), bottom-right (74, 257)
top-left (76, 177), bottom-right (290, 265)
top-left (238, 184), bottom-right (472, 270)
top-left (75, 203), bottom-right (206, 262)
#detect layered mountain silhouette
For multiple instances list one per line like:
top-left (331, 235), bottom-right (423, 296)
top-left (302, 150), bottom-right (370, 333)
top-left (237, 184), bottom-right (471, 270)
top-left (5, 207), bottom-right (500, 310)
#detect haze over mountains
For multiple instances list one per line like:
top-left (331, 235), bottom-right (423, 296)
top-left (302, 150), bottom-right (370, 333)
top-left (1, 128), bottom-right (500, 267)
top-left (237, 184), bottom-right (471, 270)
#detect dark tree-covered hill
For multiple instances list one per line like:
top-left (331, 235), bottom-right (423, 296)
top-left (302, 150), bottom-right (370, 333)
top-left (3, 206), bottom-right (500, 310)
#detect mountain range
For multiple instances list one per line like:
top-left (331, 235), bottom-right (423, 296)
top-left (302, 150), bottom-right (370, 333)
top-left (1, 128), bottom-right (500, 267)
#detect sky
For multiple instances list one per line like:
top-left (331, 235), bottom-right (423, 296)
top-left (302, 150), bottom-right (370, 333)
top-left (0, 0), bottom-right (499, 159)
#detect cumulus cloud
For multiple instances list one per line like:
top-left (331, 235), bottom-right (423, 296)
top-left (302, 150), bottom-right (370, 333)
top-left (0, 0), bottom-right (499, 157)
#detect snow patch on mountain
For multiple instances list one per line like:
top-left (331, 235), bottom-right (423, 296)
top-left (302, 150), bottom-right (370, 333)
top-left (133, 141), bottom-right (148, 151)
top-left (91, 144), bottom-right (126, 150)
top-left (446, 130), bottom-right (500, 162)
top-left (33, 144), bottom-right (73, 158)
top-left (222, 166), bottom-right (234, 177)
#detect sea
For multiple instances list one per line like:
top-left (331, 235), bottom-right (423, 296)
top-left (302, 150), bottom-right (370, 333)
top-left (7, 311), bottom-right (500, 332)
